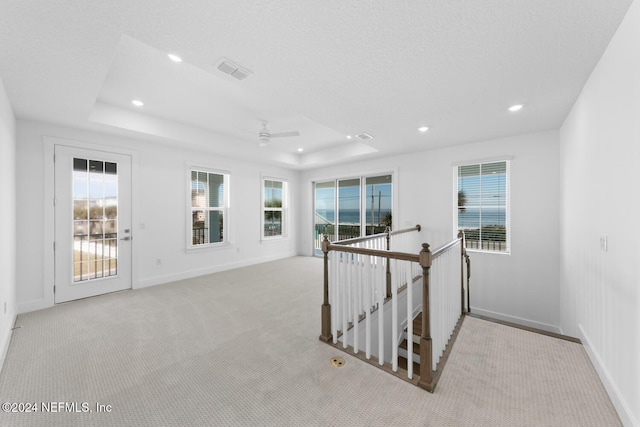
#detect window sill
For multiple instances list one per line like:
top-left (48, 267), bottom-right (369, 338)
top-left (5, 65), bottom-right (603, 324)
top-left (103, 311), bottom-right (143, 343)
top-left (261, 236), bottom-right (289, 243)
top-left (185, 242), bottom-right (233, 253)
top-left (465, 248), bottom-right (511, 256)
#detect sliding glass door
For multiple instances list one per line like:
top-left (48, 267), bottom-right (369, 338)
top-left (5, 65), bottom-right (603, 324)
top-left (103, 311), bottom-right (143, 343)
top-left (314, 173), bottom-right (392, 253)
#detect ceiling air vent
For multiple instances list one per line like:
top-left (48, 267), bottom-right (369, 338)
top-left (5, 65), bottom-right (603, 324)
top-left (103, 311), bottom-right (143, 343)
top-left (216, 58), bottom-right (252, 80)
top-left (355, 133), bottom-right (374, 141)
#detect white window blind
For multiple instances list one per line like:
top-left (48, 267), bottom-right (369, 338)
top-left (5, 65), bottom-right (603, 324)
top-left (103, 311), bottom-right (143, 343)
top-left (455, 160), bottom-right (509, 253)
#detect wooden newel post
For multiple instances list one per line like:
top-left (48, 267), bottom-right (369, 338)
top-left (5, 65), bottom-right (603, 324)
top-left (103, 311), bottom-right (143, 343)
top-left (417, 243), bottom-right (434, 391)
top-left (319, 235), bottom-right (332, 342)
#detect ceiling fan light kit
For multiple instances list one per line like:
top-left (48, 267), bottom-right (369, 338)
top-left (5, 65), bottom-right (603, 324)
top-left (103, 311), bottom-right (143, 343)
top-left (257, 121), bottom-right (300, 147)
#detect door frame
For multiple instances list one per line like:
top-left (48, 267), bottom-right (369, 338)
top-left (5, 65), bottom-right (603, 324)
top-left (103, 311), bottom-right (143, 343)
top-left (42, 136), bottom-right (139, 308)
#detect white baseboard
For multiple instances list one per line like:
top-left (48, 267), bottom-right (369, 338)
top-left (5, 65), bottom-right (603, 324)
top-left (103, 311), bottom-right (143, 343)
top-left (578, 325), bottom-right (638, 427)
top-left (470, 307), bottom-right (562, 334)
top-left (0, 313), bottom-right (17, 373)
top-left (137, 252), bottom-right (298, 289)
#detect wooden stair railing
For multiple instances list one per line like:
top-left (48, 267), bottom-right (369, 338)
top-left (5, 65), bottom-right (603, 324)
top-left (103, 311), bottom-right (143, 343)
top-left (320, 229), bottom-right (470, 393)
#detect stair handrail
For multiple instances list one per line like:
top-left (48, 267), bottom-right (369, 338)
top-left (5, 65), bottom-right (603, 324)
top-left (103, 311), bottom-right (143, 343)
top-left (323, 244), bottom-right (419, 261)
top-left (331, 224), bottom-right (421, 247)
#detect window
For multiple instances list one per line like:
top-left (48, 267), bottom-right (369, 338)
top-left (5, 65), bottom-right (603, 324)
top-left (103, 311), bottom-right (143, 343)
top-left (455, 160), bottom-right (509, 253)
top-left (190, 168), bottom-right (229, 247)
top-left (262, 178), bottom-right (287, 239)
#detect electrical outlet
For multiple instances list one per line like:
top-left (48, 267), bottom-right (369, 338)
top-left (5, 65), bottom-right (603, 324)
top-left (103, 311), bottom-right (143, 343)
top-left (600, 235), bottom-right (608, 252)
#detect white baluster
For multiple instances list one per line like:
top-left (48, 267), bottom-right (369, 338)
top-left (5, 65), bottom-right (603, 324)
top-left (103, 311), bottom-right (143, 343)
top-left (347, 253), bottom-right (353, 327)
top-left (377, 255), bottom-right (385, 365)
top-left (402, 258), bottom-right (407, 288)
top-left (353, 253), bottom-right (360, 354)
top-left (341, 252), bottom-right (348, 349)
top-left (372, 254), bottom-right (378, 310)
top-left (432, 256), bottom-right (440, 369)
top-left (391, 259), bottom-right (398, 372)
top-left (406, 259), bottom-right (413, 379)
top-left (330, 251), bottom-right (338, 344)
top-left (364, 254), bottom-right (371, 360)
top-left (437, 255), bottom-right (442, 365)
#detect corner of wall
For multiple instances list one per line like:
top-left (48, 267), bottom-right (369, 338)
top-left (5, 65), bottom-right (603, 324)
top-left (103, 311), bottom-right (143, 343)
top-left (579, 325), bottom-right (639, 427)
top-left (0, 75), bottom-right (18, 374)
top-left (0, 313), bottom-right (17, 372)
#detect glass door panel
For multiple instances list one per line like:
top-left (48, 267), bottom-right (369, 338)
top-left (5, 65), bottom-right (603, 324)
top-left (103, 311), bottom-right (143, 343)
top-left (365, 175), bottom-right (392, 235)
top-left (314, 181), bottom-right (335, 250)
top-left (72, 158), bottom-right (118, 282)
top-left (338, 178), bottom-right (360, 240)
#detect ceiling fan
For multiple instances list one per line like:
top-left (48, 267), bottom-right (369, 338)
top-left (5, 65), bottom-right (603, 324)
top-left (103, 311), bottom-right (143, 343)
top-left (258, 121), bottom-right (300, 147)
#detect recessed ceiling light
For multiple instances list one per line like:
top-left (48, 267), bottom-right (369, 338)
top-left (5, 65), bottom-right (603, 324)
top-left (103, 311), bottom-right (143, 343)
top-left (346, 135), bottom-right (352, 140)
top-left (168, 54), bottom-right (183, 63)
top-left (418, 126), bottom-right (429, 133)
top-left (131, 99), bottom-right (144, 107)
top-left (508, 104), bottom-right (523, 112)
top-left (297, 148), bottom-right (304, 152)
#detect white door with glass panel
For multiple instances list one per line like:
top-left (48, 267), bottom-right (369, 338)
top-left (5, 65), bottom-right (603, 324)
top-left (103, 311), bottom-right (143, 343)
top-left (54, 146), bottom-right (132, 303)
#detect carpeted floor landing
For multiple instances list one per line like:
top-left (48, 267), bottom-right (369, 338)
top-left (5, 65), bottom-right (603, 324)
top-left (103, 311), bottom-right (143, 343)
top-left (0, 256), bottom-right (621, 426)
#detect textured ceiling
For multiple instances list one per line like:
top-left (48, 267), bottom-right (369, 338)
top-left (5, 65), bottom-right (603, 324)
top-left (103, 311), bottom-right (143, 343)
top-left (0, 0), bottom-right (633, 169)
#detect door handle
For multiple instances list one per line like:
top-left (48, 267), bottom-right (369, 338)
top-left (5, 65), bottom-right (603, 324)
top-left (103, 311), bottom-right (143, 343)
top-left (120, 236), bottom-right (132, 241)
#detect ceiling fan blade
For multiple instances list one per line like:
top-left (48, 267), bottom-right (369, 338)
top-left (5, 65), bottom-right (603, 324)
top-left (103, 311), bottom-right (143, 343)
top-left (269, 131), bottom-right (300, 138)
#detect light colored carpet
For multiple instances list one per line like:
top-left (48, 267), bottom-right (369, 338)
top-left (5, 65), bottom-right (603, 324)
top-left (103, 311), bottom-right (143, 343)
top-left (0, 256), bottom-right (621, 426)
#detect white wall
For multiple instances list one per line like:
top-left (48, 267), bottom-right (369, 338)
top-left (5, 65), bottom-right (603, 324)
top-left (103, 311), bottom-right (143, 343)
top-left (300, 130), bottom-right (562, 332)
top-left (0, 77), bottom-right (17, 367)
top-left (16, 121), bottom-right (300, 313)
top-left (559, 1), bottom-right (640, 425)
